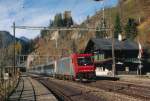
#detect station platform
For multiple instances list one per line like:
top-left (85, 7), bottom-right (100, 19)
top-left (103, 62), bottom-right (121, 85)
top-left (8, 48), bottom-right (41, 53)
top-left (8, 74), bottom-right (57, 101)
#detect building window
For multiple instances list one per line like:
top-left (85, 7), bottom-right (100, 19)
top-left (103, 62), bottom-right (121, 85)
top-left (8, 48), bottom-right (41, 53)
top-left (94, 54), bottom-right (105, 61)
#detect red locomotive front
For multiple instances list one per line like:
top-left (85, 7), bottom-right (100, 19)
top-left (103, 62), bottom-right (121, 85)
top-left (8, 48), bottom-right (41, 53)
top-left (71, 53), bottom-right (96, 81)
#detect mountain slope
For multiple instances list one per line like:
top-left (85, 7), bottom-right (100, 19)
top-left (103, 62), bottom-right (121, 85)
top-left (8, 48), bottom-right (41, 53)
top-left (82, 0), bottom-right (150, 44)
top-left (20, 36), bottom-right (30, 43)
top-left (31, 0), bottom-right (150, 62)
top-left (0, 31), bottom-right (14, 48)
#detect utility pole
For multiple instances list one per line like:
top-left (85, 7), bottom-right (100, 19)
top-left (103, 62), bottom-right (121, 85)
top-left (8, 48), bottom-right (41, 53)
top-left (0, 34), bottom-right (3, 85)
top-left (13, 22), bottom-right (16, 76)
top-left (112, 28), bottom-right (116, 77)
top-left (94, 0), bottom-right (116, 77)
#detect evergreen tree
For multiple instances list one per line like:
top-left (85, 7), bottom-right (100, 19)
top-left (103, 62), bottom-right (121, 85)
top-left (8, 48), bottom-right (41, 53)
top-left (63, 17), bottom-right (73, 27)
top-left (49, 20), bottom-right (54, 27)
top-left (114, 13), bottom-right (122, 38)
top-left (67, 17), bottom-right (73, 27)
top-left (125, 18), bottom-right (138, 40)
top-left (40, 30), bottom-right (48, 38)
top-left (53, 13), bottom-right (63, 27)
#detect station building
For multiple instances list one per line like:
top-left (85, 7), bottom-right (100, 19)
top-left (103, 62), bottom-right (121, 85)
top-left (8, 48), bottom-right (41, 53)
top-left (84, 38), bottom-right (148, 75)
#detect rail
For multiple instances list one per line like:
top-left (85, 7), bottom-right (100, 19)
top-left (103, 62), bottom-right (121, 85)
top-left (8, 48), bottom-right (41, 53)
top-left (18, 78), bottom-right (24, 101)
top-left (37, 78), bottom-right (73, 101)
top-left (28, 78), bottom-right (37, 101)
top-left (85, 80), bottom-right (150, 100)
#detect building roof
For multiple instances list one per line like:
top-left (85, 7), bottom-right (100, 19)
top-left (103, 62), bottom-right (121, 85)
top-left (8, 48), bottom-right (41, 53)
top-left (87, 38), bottom-right (139, 51)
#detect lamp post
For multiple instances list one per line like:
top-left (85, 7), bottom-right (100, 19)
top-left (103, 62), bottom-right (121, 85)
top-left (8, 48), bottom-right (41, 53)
top-left (93, 0), bottom-right (116, 77)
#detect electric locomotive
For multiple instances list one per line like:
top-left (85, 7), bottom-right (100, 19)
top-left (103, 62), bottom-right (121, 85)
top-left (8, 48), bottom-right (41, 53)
top-left (55, 53), bottom-right (96, 81)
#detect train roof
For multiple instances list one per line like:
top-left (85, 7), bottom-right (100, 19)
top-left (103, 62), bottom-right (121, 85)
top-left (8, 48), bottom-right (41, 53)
top-left (71, 53), bottom-right (93, 57)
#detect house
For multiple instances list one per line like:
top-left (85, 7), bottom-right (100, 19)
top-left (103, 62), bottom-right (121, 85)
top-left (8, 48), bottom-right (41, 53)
top-left (84, 38), bottom-right (142, 75)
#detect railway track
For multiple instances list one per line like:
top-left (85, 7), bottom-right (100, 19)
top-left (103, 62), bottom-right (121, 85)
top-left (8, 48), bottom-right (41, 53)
top-left (85, 80), bottom-right (150, 100)
top-left (8, 76), bottom-right (37, 101)
top-left (19, 77), bottom-right (36, 101)
top-left (34, 77), bottom-right (105, 101)
top-left (27, 77), bottom-right (37, 101)
top-left (18, 77), bottom-right (24, 101)
top-left (18, 77), bottom-right (37, 101)
top-left (30, 74), bottom-right (150, 101)
top-left (39, 78), bottom-right (73, 101)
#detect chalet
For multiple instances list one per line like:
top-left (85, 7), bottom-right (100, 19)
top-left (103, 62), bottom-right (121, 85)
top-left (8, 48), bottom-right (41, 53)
top-left (84, 38), bottom-right (143, 75)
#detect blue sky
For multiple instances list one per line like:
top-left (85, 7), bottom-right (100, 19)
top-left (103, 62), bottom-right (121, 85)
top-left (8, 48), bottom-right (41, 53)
top-left (0, 0), bottom-right (118, 39)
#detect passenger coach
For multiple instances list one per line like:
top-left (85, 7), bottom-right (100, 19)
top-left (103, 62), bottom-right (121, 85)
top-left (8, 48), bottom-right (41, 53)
top-left (29, 53), bottom-right (96, 81)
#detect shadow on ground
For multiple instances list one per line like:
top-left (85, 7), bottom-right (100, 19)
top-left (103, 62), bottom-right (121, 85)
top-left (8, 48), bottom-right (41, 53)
top-left (95, 76), bottom-right (119, 81)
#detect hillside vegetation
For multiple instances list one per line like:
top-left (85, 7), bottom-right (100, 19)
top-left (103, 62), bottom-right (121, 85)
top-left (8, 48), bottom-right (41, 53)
top-left (0, 31), bottom-right (31, 67)
top-left (31, 0), bottom-right (150, 63)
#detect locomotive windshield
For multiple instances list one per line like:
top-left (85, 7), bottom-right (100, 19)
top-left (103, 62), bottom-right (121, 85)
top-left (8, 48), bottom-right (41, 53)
top-left (77, 56), bottom-right (93, 66)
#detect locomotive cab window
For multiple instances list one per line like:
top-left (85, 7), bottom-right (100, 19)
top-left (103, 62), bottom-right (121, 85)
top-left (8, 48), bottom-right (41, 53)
top-left (77, 57), bottom-right (93, 66)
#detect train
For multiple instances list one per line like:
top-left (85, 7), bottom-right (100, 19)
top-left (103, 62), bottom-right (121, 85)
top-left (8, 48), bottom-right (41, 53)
top-left (29, 53), bottom-right (96, 81)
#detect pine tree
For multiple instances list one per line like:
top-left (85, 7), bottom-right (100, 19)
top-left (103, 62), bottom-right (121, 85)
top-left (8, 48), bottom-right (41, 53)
top-left (49, 20), bottom-right (54, 27)
top-left (125, 18), bottom-right (138, 40)
top-left (67, 17), bottom-right (73, 27)
top-left (114, 13), bottom-right (122, 38)
top-left (63, 17), bottom-right (73, 27)
top-left (40, 30), bottom-right (47, 38)
top-left (53, 13), bottom-right (63, 27)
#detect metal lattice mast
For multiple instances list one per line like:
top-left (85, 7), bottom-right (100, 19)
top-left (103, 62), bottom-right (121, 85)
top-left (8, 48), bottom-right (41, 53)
top-left (94, 0), bottom-right (116, 77)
